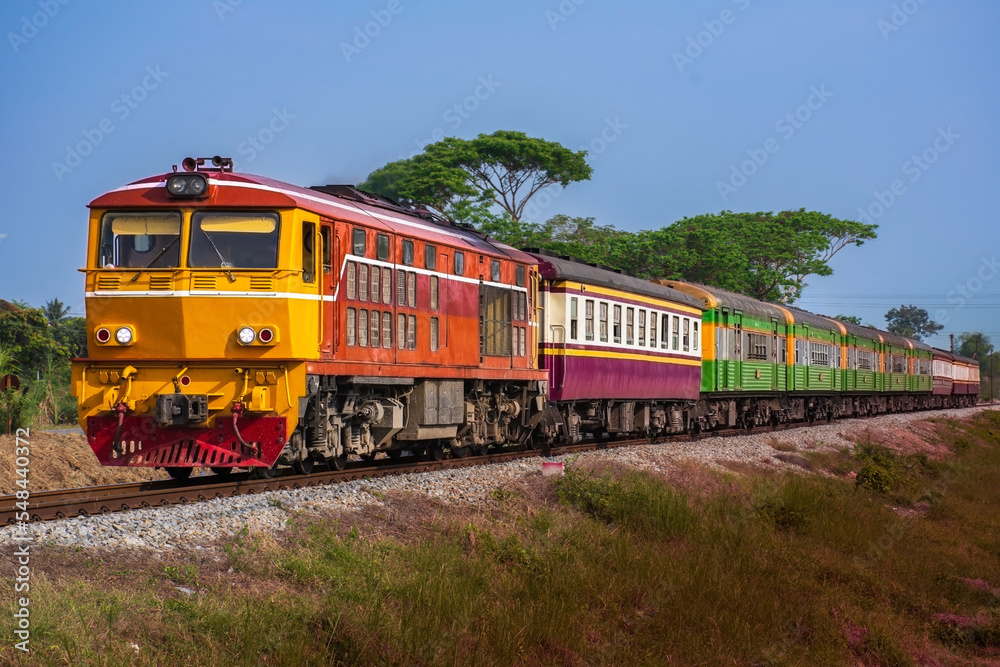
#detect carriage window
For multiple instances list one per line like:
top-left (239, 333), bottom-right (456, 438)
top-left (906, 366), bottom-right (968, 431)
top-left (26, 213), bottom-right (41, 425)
top-left (693, 321), bottom-right (699, 351)
top-left (382, 267), bottom-right (392, 303)
top-left (747, 333), bottom-right (768, 360)
top-left (682, 318), bottom-right (690, 352)
top-left (370, 264), bottom-right (380, 303)
top-left (407, 272), bottom-right (416, 307)
top-left (346, 308), bottom-right (356, 346)
top-left (454, 252), bottom-right (465, 275)
top-left (402, 239), bottom-right (414, 265)
top-left (599, 303), bottom-right (609, 342)
top-left (188, 212), bottom-right (280, 269)
top-left (431, 317), bottom-right (439, 351)
top-left (491, 260), bottom-right (501, 282)
top-left (570, 298), bottom-right (578, 340)
top-left (376, 234), bottom-right (390, 261)
top-left (650, 312), bottom-right (657, 348)
top-left (321, 227), bottom-right (331, 274)
top-left (638, 310), bottom-right (646, 347)
top-left (661, 314), bottom-right (670, 349)
top-left (382, 312), bottom-right (392, 349)
top-left (396, 271), bottom-right (406, 306)
top-left (352, 228), bottom-right (366, 256)
top-left (585, 300), bottom-right (594, 341)
top-left (397, 313), bottom-right (406, 349)
top-left (99, 212), bottom-right (183, 269)
top-left (425, 244), bottom-right (436, 269)
top-left (671, 316), bottom-right (680, 351)
top-left (407, 315), bottom-right (416, 350)
top-left (626, 308), bottom-right (634, 346)
top-left (430, 276), bottom-right (439, 310)
top-left (613, 305), bottom-right (622, 344)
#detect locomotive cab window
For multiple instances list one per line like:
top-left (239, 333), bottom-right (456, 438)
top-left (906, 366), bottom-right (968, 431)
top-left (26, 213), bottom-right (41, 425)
top-left (99, 212), bottom-right (181, 269)
top-left (301, 222), bottom-right (316, 283)
top-left (188, 212), bottom-right (279, 269)
top-left (321, 227), bottom-right (332, 274)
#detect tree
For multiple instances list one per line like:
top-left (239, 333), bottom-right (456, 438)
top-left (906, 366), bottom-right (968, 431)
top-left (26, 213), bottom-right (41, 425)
top-left (834, 314), bottom-right (863, 325)
top-left (361, 131), bottom-right (592, 225)
top-left (957, 332), bottom-right (994, 360)
top-left (884, 305), bottom-right (942, 341)
top-left (0, 300), bottom-right (65, 374)
top-left (43, 298), bottom-right (71, 325)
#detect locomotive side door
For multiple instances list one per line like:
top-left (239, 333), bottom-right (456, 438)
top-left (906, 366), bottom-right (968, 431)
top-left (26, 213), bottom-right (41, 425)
top-left (320, 220), bottom-right (335, 355)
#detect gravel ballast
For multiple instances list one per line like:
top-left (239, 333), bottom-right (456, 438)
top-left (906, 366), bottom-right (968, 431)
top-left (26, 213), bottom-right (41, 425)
top-left (2, 406), bottom-right (991, 553)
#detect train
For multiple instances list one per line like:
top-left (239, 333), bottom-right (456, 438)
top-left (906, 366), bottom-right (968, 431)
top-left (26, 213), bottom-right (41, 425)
top-left (70, 157), bottom-right (981, 479)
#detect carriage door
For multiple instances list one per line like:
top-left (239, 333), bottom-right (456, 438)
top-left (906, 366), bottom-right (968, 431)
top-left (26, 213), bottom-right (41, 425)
top-left (771, 319), bottom-right (780, 391)
top-left (320, 221), bottom-right (335, 355)
top-left (733, 311), bottom-right (743, 390)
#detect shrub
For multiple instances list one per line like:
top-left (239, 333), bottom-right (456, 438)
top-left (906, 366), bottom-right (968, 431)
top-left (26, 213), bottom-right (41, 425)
top-left (856, 463), bottom-right (893, 493)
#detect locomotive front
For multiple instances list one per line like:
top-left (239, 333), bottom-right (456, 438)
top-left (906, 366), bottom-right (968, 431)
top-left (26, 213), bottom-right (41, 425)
top-left (72, 157), bottom-right (315, 478)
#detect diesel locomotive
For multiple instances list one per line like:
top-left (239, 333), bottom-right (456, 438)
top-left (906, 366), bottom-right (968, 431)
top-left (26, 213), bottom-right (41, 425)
top-left (71, 158), bottom-right (981, 478)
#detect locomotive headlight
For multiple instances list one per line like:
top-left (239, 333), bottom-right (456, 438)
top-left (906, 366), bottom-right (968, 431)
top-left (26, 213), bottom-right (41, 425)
top-left (165, 173), bottom-right (209, 198)
top-left (115, 326), bottom-right (134, 345)
top-left (237, 326), bottom-right (256, 345)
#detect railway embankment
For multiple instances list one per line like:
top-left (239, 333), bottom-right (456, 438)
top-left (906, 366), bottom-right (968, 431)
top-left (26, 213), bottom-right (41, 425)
top-left (2, 406), bottom-right (999, 664)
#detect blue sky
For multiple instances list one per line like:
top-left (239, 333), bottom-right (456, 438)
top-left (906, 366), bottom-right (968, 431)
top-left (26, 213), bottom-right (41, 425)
top-left (1, 0), bottom-right (997, 351)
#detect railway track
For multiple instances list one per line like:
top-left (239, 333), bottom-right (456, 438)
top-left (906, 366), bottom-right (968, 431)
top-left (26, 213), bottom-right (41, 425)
top-left (0, 410), bottom-right (975, 525)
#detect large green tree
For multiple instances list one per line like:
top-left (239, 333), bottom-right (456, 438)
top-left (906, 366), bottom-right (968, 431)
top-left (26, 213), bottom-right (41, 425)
top-left (957, 332), bottom-right (994, 359)
top-left (884, 305), bottom-right (943, 341)
top-left (0, 300), bottom-right (66, 374)
top-left (361, 131), bottom-right (592, 225)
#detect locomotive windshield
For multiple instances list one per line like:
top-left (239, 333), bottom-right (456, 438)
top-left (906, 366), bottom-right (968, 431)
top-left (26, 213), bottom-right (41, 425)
top-left (188, 211), bottom-right (280, 269)
top-left (98, 212), bottom-right (181, 269)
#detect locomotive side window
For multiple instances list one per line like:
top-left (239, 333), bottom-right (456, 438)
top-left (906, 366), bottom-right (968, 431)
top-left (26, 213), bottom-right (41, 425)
top-left (397, 313), bottom-right (406, 349)
top-left (407, 272), bottom-right (416, 307)
top-left (454, 252), bottom-right (465, 276)
top-left (431, 317), bottom-right (439, 351)
top-left (491, 260), bottom-right (501, 282)
top-left (382, 312), bottom-right (392, 349)
top-left (425, 245), bottom-right (436, 269)
top-left (371, 264), bottom-right (380, 303)
top-left (358, 310), bottom-right (369, 346)
top-left (585, 300), bottom-right (594, 341)
top-left (516, 265), bottom-right (525, 287)
top-left (346, 262), bottom-right (357, 299)
top-left (396, 271), bottom-right (406, 306)
top-left (377, 234), bottom-right (390, 261)
top-left (189, 212), bottom-right (280, 269)
top-left (321, 226), bottom-right (332, 274)
top-left (430, 276), bottom-right (439, 310)
top-left (599, 303), bottom-right (608, 342)
top-left (346, 308), bottom-right (356, 346)
top-left (302, 222), bottom-right (316, 284)
top-left (403, 239), bottom-right (414, 265)
top-left (382, 267), bottom-right (392, 303)
top-left (370, 310), bottom-right (380, 347)
top-left (99, 212), bottom-right (182, 269)
top-left (570, 297), bottom-right (578, 340)
top-left (407, 315), bottom-right (416, 350)
top-left (352, 228), bottom-right (366, 256)
top-left (358, 264), bottom-right (369, 301)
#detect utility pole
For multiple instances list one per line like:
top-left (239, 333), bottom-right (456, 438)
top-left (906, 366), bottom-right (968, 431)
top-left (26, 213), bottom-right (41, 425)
top-left (950, 333), bottom-right (954, 353)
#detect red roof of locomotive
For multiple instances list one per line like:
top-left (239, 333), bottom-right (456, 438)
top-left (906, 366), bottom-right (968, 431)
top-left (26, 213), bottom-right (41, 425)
top-left (89, 169), bottom-right (537, 265)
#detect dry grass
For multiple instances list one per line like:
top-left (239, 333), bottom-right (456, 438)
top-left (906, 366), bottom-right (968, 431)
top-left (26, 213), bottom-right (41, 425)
top-left (0, 429), bottom-right (164, 495)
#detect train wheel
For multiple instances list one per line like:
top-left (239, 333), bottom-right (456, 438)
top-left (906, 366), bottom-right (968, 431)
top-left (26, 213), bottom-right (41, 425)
top-left (210, 467), bottom-right (232, 477)
top-left (426, 443), bottom-right (445, 461)
top-left (166, 467), bottom-right (192, 480)
top-left (386, 449), bottom-right (403, 460)
top-left (253, 464), bottom-right (279, 479)
top-left (329, 454), bottom-right (348, 471)
top-left (450, 445), bottom-right (471, 459)
top-left (293, 457), bottom-right (315, 475)
top-left (360, 453), bottom-right (376, 464)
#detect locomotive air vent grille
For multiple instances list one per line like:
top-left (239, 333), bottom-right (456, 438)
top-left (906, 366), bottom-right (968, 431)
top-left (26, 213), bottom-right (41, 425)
top-left (148, 275), bottom-right (173, 290)
top-left (97, 275), bottom-right (120, 290)
top-left (192, 276), bottom-right (217, 290)
top-left (250, 276), bottom-right (275, 290)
